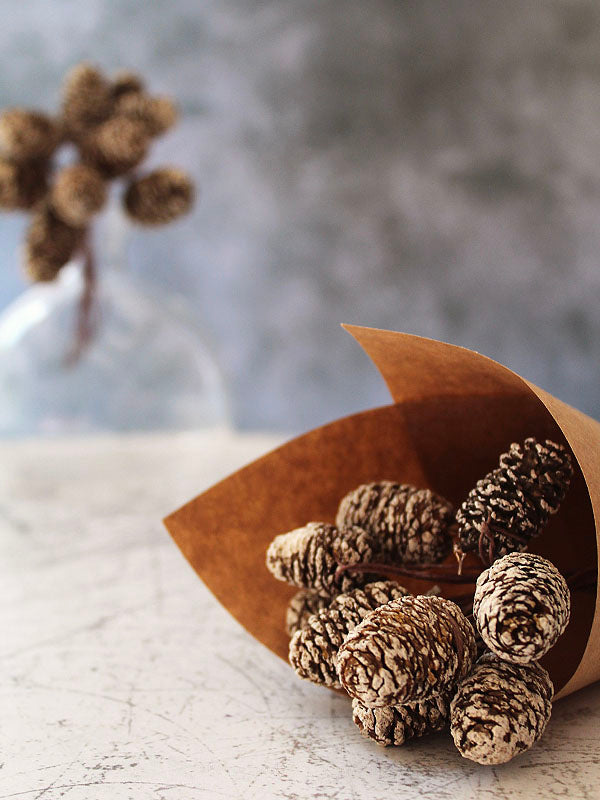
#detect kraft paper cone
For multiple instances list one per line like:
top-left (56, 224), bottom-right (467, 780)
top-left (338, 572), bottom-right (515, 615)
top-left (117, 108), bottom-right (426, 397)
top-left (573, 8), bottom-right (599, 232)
top-left (164, 326), bottom-right (599, 699)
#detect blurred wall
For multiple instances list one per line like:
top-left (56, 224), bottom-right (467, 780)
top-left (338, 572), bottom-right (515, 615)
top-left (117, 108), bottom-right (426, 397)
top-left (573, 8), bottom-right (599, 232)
top-left (0, 0), bottom-right (599, 431)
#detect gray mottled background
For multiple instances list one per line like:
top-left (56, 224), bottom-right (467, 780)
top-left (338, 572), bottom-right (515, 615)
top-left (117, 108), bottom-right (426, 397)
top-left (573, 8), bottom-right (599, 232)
top-left (0, 0), bottom-right (599, 431)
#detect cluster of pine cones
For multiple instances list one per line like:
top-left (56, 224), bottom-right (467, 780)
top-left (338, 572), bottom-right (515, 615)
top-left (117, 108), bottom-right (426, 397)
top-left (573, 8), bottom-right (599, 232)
top-left (0, 62), bottom-right (194, 283)
top-left (266, 437), bottom-right (574, 765)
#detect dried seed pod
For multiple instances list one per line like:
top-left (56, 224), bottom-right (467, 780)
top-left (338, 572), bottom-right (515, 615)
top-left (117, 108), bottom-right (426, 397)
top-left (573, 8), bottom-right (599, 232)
top-left (450, 653), bottom-right (553, 765)
top-left (111, 69), bottom-right (145, 100)
top-left (456, 438), bottom-right (573, 563)
top-left (0, 109), bottom-right (60, 162)
top-left (23, 203), bottom-right (84, 282)
top-left (337, 595), bottom-right (476, 707)
top-left (286, 589), bottom-right (332, 637)
top-left (124, 167), bottom-right (194, 226)
top-left (473, 552), bottom-right (570, 664)
top-left (0, 158), bottom-right (48, 210)
top-left (336, 482), bottom-right (454, 565)
top-left (115, 92), bottom-right (178, 137)
top-left (61, 62), bottom-right (113, 138)
top-left (266, 522), bottom-right (376, 594)
top-left (51, 164), bottom-right (107, 226)
top-left (289, 581), bottom-right (407, 688)
top-left (82, 116), bottom-right (150, 178)
top-left (352, 694), bottom-right (449, 747)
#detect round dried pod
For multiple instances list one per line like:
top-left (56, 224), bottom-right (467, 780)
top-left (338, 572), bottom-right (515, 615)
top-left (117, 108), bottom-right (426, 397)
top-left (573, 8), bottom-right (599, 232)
top-left (336, 482), bottom-right (454, 566)
top-left (0, 158), bottom-right (48, 210)
top-left (289, 581), bottom-right (407, 688)
top-left (61, 62), bottom-right (113, 138)
top-left (23, 203), bottom-right (84, 282)
top-left (51, 164), bottom-right (107, 226)
top-left (124, 167), bottom-right (194, 226)
top-left (286, 589), bottom-right (332, 637)
top-left (82, 116), bottom-right (150, 178)
top-left (352, 694), bottom-right (449, 747)
top-left (111, 69), bottom-right (145, 100)
top-left (473, 552), bottom-right (570, 664)
top-left (450, 653), bottom-right (553, 764)
top-left (456, 438), bottom-right (573, 563)
top-left (337, 595), bottom-right (476, 707)
top-left (115, 92), bottom-right (178, 137)
top-left (266, 522), bottom-right (376, 595)
top-left (0, 109), bottom-right (59, 162)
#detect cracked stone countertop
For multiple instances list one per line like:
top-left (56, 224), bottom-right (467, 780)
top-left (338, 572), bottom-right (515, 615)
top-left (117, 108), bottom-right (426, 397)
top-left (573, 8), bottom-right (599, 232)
top-left (2, 430), bottom-right (599, 800)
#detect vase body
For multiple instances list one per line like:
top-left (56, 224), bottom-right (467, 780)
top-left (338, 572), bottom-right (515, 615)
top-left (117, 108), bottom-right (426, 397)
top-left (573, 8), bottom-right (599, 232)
top-left (0, 224), bottom-right (229, 436)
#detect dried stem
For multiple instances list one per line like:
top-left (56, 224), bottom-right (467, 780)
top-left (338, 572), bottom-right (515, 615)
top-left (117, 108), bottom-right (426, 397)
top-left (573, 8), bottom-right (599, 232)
top-left (64, 232), bottom-right (98, 366)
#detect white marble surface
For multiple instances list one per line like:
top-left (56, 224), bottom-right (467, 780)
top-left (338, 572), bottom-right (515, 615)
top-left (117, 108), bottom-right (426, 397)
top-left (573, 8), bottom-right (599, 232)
top-left (2, 430), bottom-right (600, 800)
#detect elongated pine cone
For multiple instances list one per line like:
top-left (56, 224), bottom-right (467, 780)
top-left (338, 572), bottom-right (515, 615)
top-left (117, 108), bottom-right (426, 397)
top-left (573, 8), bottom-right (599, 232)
top-left (61, 63), bottom-right (113, 138)
top-left (289, 581), bottom-right (407, 688)
top-left (286, 589), bottom-right (332, 637)
top-left (124, 168), bottom-right (194, 226)
top-left (336, 482), bottom-right (454, 565)
top-left (266, 522), bottom-right (375, 595)
top-left (115, 92), bottom-right (178, 137)
top-left (0, 109), bottom-right (59, 162)
top-left (82, 116), bottom-right (149, 177)
top-left (352, 695), bottom-right (449, 747)
top-left (51, 164), bottom-right (107, 226)
top-left (456, 438), bottom-right (573, 563)
top-left (337, 595), bottom-right (476, 707)
top-left (450, 653), bottom-right (553, 764)
top-left (23, 203), bottom-right (84, 282)
top-left (0, 158), bottom-right (48, 210)
top-left (473, 552), bottom-right (570, 664)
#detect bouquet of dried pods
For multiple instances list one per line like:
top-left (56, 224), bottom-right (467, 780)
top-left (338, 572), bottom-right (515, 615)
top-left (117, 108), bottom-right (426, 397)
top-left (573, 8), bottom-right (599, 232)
top-left (0, 62), bottom-right (194, 358)
top-left (266, 436), bottom-right (581, 765)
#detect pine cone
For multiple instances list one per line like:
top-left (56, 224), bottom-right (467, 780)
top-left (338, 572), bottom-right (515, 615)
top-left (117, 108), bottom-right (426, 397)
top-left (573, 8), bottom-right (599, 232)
top-left (124, 168), bottom-right (194, 226)
top-left (0, 109), bottom-right (59, 162)
top-left (115, 92), bottom-right (178, 137)
top-left (450, 653), bottom-right (553, 764)
top-left (81, 116), bottom-right (150, 178)
top-left (473, 552), bottom-right (570, 664)
top-left (286, 589), bottom-right (332, 637)
top-left (23, 203), bottom-right (84, 282)
top-left (352, 695), bottom-right (449, 747)
top-left (0, 158), bottom-right (48, 210)
top-left (336, 482), bottom-right (454, 565)
top-left (456, 438), bottom-right (573, 563)
top-left (289, 581), bottom-right (407, 688)
top-left (51, 164), bottom-right (107, 226)
top-left (337, 595), bottom-right (476, 707)
top-left (61, 63), bottom-right (113, 139)
top-left (111, 69), bottom-right (145, 100)
top-left (266, 522), bottom-right (376, 595)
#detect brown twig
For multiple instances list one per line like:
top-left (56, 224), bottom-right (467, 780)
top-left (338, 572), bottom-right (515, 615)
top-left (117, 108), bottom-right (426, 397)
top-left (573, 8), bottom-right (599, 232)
top-left (64, 232), bottom-right (98, 366)
top-left (335, 560), bottom-right (482, 586)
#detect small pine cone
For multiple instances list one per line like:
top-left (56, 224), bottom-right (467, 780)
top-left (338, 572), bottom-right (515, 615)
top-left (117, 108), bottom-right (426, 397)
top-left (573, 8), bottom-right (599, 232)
top-left (473, 552), bottom-right (570, 664)
top-left (23, 203), bottom-right (84, 282)
top-left (456, 438), bottom-right (573, 563)
top-left (266, 522), bottom-right (375, 594)
top-left (286, 589), bottom-right (332, 637)
top-left (337, 595), bottom-right (476, 707)
top-left (0, 158), bottom-right (48, 210)
top-left (124, 168), bottom-right (194, 226)
top-left (61, 62), bottom-right (113, 139)
top-left (115, 92), bottom-right (178, 137)
top-left (289, 581), bottom-right (407, 688)
top-left (111, 69), bottom-right (145, 100)
top-left (336, 482), bottom-right (454, 565)
top-left (81, 116), bottom-right (150, 178)
top-left (51, 164), bottom-right (107, 226)
top-left (352, 694), bottom-right (449, 747)
top-left (0, 109), bottom-right (59, 162)
top-left (450, 653), bottom-right (553, 764)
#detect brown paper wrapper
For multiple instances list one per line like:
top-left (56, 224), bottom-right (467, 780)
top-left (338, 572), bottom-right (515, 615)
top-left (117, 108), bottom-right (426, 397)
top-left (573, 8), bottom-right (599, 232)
top-left (164, 326), bottom-right (599, 699)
